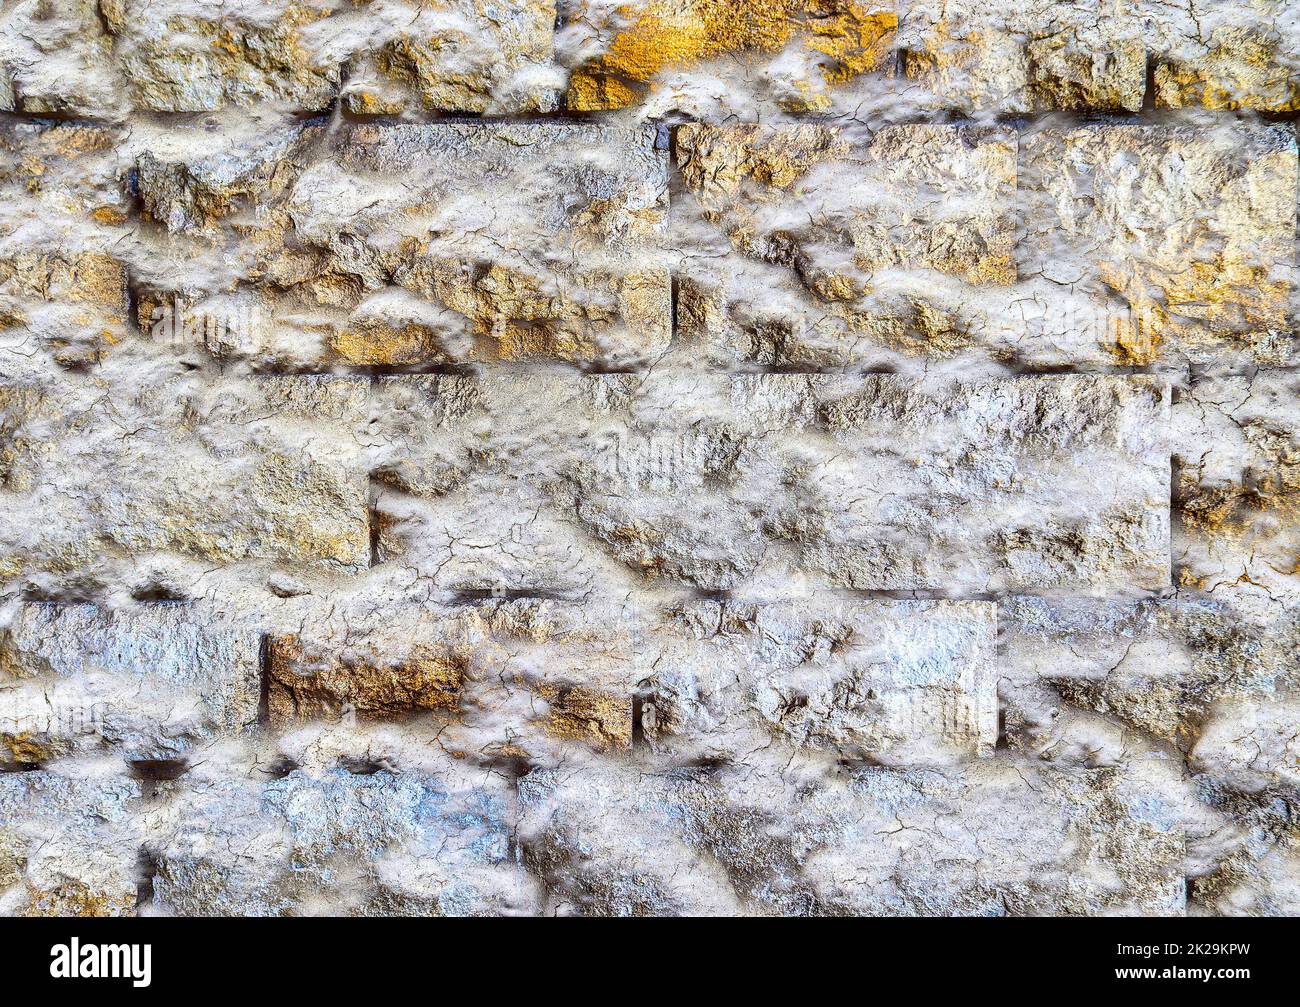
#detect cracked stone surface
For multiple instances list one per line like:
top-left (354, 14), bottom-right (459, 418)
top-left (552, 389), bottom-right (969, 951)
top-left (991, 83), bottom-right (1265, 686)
top-left (371, 370), bottom-right (1169, 595)
top-left (1, 0), bottom-right (1299, 919)
top-left (0, 603), bottom-right (261, 763)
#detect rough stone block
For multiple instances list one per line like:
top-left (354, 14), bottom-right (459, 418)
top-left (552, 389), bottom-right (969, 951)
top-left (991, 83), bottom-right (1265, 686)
top-left (0, 772), bottom-right (141, 917)
top-left (1000, 596), bottom-right (1299, 768)
top-left (0, 0), bottom-right (123, 117)
top-left (1173, 372), bottom-right (1300, 614)
top-left (342, 0), bottom-right (560, 114)
top-left (265, 598), bottom-right (638, 757)
top-left (148, 762), bottom-right (535, 916)
top-left (135, 123), bottom-right (670, 369)
top-left (0, 123), bottom-right (133, 373)
top-left (1022, 124), bottom-right (1298, 367)
top-left (674, 123), bottom-right (1024, 368)
top-left (372, 370), bottom-right (1169, 595)
top-left (109, 0), bottom-right (340, 112)
top-left (643, 598), bottom-right (997, 764)
top-left (899, 1), bottom-right (1147, 113)
top-left (0, 604), bottom-right (261, 762)
top-left (0, 374), bottom-right (370, 581)
top-left (519, 756), bottom-right (1188, 915)
top-left (1146, 0), bottom-right (1300, 111)
top-left (678, 122), bottom-right (1015, 286)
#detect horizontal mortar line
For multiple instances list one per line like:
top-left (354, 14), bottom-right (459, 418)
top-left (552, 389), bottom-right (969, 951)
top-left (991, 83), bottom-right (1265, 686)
top-left (228, 364), bottom-right (1223, 382)
top-left (7, 106), bottom-right (1300, 132)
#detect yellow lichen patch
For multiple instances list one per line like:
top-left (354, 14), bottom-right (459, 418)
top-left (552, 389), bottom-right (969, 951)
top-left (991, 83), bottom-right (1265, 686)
top-left (1105, 301), bottom-right (1165, 366)
top-left (537, 683), bottom-right (632, 751)
top-left (329, 318), bottom-right (444, 366)
top-left (1, 731), bottom-right (62, 765)
top-left (92, 206), bottom-right (128, 225)
top-left (566, 69), bottom-right (640, 110)
top-left (22, 880), bottom-right (135, 918)
top-left (802, 2), bottom-right (895, 84)
top-left (0, 252), bottom-right (126, 313)
top-left (46, 126), bottom-right (115, 158)
top-left (566, 0), bottom-right (895, 110)
top-left (344, 88), bottom-right (405, 115)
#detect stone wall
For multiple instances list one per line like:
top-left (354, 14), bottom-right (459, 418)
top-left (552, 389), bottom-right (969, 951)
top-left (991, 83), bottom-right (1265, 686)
top-left (0, 0), bottom-right (1297, 916)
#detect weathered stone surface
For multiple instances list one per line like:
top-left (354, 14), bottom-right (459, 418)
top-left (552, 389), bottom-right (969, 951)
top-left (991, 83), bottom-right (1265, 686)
top-left (679, 123), bottom-right (1015, 286)
top-left (109, 0), bottom-right (340, 112)
top-left (1146, 0), bottom-right (1300, 111)
top-left (148, 761), bottom-right (534, 916)
top-left (0, 123), bottom-right (132, 374)
top-left (1022, 124), bottom-right (1298, 367)
top-left (133, 123), bottom-right (670, 369)
top-left (0, 772), bottom-right (141, 917)
top-left (900, 1), bottom-right (1147, 113)
top-left (0, 251), bottom-right (129, 371)
top-left (675, 123), bottom-right (1024, 368)
top-left (136, 125), bottom-right (317, 236)
top-left (342, 0), bottom-right (560, 114)
top-left (563, 0), bottom-right (897, 113)
top-left (265, 598), bottom-right (637, 757)
top-left (519, 755), bottom-right (1188, 915)
top-left (1187, 781), bottom-right (1300, 915)
top-left (1000, 596), bottom-right (1299, 765)
top-left (0, 604), bottom-right (261, 762)
top-left (0, 0), bottom-right (123, 116)
top-left (372, 370), bottom-right (1169, 595)
top-left (0, 373), bottom-right (370, 581)
top-left (1173, 373), bottom-right (1300, 614)
top-left (264, 596), bottom-right (991, 764)
top-left (6, 0), bottom-right (1300, 922)
top-left (643, 598), bottom-right (996, 764)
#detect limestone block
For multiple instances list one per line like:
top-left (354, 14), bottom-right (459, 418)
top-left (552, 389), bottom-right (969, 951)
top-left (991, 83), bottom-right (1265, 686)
top-left (0, 0), bottom-right (124, 117)
top-left (678, 123), bottom-right (1015, 286)
top-left (1000, 597), bottom-right (1299, 768)
top-left (1173, 373), bottom-right (1300, 614)
top-left (109, 0), bottom-right (340, 112)
top-left (0, 604), bottom-right (261, 762)
top-left (148, 762), bottom-right (534, 916)
top-left (0, 250), bottom-right (129, 372)
top-left (900, 1), bottom-right (1146, 113)
top-left (518, 762), bottom-right (757, 916)
top-left (0, 123), bottom-right (130, 229)
top-left (0, 123), bottom-right (133, 373)
top-left (1022, 124), bottom-right (1298, 367)
top-left (1146, 0), bottom-right (1300, 111)
top-left (0, 772), bottom-right (142, 917)
top-left (0, 374), bottom-right (370, 581)
top-left (1188, 780), bottom-right (1300, 916)
top-left (562, 0), bottom-right (898, 113)
top-left (137, 124), bottom-right (670, 369)
top-left (341, 0), bottom-right (560, 114)
top-left (136, 124), bottom-right (319, 236)
top-left (675, 123), bottom-right (1024, 368)
top-left (642, 598), bottom-right (997, 764)
top-left (265, 598), bottom-right (639, 757)
top-left (520, 756), bottom-right (1188, 915)
top-left (371, 370), bottom-right (1169, 595)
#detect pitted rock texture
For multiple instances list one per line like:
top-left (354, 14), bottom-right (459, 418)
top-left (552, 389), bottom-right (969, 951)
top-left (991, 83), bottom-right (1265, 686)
top-left (371, 370), bottom-right (1169, 594)
top-left (1, 0), bottom-right (1299, 918)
